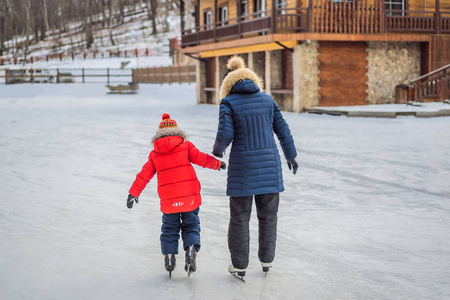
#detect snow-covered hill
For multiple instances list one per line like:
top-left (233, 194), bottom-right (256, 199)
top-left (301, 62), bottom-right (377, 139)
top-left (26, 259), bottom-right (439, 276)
top-left (2, 3), bottom-right (181, 65)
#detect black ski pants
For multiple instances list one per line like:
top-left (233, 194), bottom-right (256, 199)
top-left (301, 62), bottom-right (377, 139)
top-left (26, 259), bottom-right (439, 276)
top-left (228, 193), bottom-right (279, 269)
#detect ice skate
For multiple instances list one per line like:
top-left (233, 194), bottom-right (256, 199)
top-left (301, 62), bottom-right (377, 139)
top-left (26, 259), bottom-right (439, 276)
top-left (261, 262), bottom-right (272, 277)
top-left (164, 254), bottom-right (176, 278)
top-left (184, 245), bottom-right (197, 277)
top-left (228, 265), bottom-right (246, 282)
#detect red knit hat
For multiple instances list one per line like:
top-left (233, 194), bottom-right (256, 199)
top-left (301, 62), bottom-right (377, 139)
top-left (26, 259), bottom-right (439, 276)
top-left (159, 113), bottom-right (178, 129)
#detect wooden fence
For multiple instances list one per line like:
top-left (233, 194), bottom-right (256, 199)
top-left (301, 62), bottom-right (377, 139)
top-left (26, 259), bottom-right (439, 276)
top-left (0, 68), bottom-right (132, 84)
top-left (0, 48), bottom-right (163, 66)
top-left (132, 64), bottom-right (196, 84)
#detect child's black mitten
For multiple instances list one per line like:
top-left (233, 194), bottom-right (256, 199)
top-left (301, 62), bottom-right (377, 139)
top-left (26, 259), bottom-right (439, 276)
top-left (127, 194), bottom-right (139, 209)
top-left (219, 161), bottom-right (227, 170)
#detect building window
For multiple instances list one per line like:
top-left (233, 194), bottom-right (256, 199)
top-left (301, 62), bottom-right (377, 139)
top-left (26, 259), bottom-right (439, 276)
top-left (254, 0), bottom-right (266, 17)
top-left (219, 5), bottom-right (229, 26)
top-left (385, 0), bottom-right (405, 15)
top-left (240, 0), bottom-right (248, 16)
top-left (277, 0), bottom-right (286, 14)
top-left (204, 10), bottom-right (213, 29)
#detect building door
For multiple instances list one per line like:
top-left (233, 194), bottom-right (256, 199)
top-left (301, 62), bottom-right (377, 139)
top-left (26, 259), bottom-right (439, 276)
top-left (318, 41), bottom-right (368, 106)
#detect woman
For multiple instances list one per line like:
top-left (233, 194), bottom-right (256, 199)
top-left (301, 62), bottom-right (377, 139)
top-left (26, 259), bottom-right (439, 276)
top-left (212, 55), bottom-right (298, 281)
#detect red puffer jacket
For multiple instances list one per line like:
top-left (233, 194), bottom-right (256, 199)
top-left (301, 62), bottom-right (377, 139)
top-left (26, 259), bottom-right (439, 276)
top-left (129, 130), bottom-right (221, 214)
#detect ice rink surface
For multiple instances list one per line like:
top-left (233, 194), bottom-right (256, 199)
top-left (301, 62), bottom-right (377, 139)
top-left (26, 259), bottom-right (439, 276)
top-left (0, 83), bottom-right (449, 300)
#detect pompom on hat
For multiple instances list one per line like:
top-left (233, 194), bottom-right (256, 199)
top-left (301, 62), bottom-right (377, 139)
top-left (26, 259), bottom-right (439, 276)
top-left (222, 55), bottom-right (246, 79)
top-left (159, 113), bottom-right (178, 129)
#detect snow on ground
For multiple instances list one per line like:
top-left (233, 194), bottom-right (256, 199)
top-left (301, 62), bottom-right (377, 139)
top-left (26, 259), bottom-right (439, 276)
top-left (312, 102), bottom-right (450, 112)
top-left (1, 83), bottom-right (450, 300)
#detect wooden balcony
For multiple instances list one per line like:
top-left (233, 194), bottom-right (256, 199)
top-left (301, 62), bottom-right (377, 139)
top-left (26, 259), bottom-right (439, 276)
top-left (181, 3), bottom-right (450, 48)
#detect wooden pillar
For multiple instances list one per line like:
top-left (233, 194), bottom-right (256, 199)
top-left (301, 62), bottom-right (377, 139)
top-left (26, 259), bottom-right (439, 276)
top-left (308, 0), bottom-right (313, 32)
top-left (214, 0), bottom-right (218, 42)
top-left (237, 0), bottom-right (242, 38)
top-left (436, 0), bottom-right (441, 34)
top-left (271, 0), bottom-right (277, 33)
top-left (196, 0), bottom-right (200, 45)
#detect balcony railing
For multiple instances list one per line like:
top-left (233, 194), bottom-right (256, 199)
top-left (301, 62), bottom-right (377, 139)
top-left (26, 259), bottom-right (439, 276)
top-left (181, 3), bottom-right (450, 47)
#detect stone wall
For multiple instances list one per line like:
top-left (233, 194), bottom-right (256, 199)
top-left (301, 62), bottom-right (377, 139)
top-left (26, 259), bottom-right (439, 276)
top-left (293, 41), bottom-right (320, 111)
top-left (367, 42), bottom-right (420, 104)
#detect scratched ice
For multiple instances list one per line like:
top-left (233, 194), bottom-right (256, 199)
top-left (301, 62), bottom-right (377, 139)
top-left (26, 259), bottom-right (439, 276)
top-left (0, 83), bottom-right (449, 300)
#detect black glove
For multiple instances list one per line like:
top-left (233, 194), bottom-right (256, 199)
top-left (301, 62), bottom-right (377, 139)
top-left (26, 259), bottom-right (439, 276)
top-left (127, 194), bottom-right (139, 209)
top-left (287, 159), bottom-right (298, 175)
top-left (212, 151), bottom-right (223, 158)
top-left (219, 161), bottom-right (227, 170)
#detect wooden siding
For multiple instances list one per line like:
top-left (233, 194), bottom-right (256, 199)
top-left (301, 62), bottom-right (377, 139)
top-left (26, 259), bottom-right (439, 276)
top-left (318, 41), bottom-right (369, 106)
top-left (429, 34), bottom-right (450, 70)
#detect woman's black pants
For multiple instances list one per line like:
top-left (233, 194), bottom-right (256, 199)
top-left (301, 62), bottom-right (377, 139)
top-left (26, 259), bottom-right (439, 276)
top-left (228, 193), bottom-right (279, 269)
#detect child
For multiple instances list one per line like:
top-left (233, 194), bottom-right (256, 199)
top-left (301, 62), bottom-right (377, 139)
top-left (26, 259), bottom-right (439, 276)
top-left (127, 113), bottom-right (226, 277)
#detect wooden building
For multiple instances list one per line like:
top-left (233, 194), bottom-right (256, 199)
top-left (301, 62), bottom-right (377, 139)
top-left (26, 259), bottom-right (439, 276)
top-left (179, 0), bottom-right (450, 110)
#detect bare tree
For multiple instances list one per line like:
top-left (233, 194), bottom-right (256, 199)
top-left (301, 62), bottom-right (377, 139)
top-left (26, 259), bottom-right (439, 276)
top-left (108, 0), bottom-right (117, 45)
top-left (146, 0), bottom-right (157, 35)
top-left (84, 0), bottom-right (94, 48)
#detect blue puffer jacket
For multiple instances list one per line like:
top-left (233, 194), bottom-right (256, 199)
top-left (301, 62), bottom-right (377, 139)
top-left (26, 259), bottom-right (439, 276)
top-left (213, 78), bottom-right (297, 197)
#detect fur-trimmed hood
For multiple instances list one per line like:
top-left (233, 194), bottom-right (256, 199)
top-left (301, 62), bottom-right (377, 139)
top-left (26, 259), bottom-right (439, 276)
top-left (151, 127), bottom-right (187, 154)
top-left (219, 55), bottom-right (264, 100)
